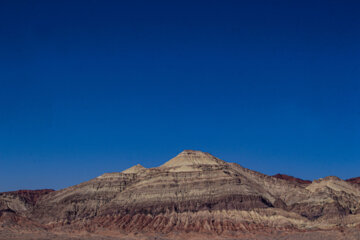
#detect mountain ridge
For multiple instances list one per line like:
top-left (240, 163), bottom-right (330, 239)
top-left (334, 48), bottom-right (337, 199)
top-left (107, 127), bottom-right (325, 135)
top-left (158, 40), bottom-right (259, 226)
top-left (1, 150), bottom-right (360, 239)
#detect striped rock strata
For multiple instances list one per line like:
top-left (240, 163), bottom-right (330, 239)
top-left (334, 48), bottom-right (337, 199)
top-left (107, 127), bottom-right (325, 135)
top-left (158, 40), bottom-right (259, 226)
top-left (1, 150), bottom-right (360, 239)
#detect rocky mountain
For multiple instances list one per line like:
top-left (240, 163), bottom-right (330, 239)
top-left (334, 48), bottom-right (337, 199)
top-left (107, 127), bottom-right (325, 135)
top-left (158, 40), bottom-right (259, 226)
top-left (1, 150), bottom-right (360, 240)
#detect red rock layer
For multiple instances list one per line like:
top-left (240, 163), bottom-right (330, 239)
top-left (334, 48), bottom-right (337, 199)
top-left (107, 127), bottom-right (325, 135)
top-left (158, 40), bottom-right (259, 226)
top-left (346, 177), bottom-right (360, 185)
top-left (272, 174), bottom-right (312, 184)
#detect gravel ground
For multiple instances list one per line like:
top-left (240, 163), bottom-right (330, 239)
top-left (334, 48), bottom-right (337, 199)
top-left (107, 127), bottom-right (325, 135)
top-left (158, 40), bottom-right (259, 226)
top-left (1, 230), bottom-right (360, 240)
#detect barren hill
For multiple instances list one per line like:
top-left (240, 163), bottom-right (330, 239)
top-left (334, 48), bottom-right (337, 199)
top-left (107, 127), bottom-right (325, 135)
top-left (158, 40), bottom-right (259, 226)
top-left (1, 150), bottom-right (360, 240)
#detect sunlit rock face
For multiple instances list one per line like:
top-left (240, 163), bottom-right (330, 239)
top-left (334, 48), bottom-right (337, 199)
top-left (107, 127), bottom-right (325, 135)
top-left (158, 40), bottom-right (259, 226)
top-left (122, 164), bottom-right (146, 174)
top-left (2, 150), bottom-right (360, 239)
top-left (161, 150), bottom-right (226, 167)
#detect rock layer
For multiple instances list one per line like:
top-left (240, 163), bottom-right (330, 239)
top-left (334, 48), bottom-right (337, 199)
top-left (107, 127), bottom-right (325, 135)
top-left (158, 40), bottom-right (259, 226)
top-left (272, 174), bottom-right (312, 185)
top-left (1, 150), bottom-right (360, 239)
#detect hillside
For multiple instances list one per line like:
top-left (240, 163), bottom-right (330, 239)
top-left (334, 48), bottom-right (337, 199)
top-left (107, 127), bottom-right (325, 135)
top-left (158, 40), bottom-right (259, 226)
top-left (1, 150), bottom-right (360, 239)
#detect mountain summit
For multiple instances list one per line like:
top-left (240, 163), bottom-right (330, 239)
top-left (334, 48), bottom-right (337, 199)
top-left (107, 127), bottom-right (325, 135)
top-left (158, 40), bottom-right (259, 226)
top-left (161, 150), bottom-right (226, 167)
top-left (122, 164), bottom-right (146, 173)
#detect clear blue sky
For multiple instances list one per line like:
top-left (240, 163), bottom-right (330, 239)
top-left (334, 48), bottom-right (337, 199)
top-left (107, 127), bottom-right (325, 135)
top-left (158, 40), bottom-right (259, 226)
top-left (0, 0), bottom-right (359, 191)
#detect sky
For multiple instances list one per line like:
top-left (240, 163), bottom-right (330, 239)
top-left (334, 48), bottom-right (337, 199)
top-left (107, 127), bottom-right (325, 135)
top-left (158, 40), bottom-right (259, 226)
top-left (0, 0), bottom-right (359, 191)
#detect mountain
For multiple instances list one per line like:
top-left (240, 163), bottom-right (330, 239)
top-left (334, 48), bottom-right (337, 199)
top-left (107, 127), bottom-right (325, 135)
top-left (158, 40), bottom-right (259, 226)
top-left (1, 150), bottom-right (360, 240)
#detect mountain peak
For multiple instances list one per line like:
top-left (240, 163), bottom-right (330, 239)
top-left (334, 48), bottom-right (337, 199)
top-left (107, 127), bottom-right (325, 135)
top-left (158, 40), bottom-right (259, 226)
top-left (122, 164), bottom-right (146, 174)
top-left (161, 150), bottom-right (226, 167)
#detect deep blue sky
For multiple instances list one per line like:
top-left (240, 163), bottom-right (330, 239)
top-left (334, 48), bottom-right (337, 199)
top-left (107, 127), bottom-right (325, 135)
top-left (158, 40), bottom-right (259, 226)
top-left (0, 0), bottom-right (359, 191)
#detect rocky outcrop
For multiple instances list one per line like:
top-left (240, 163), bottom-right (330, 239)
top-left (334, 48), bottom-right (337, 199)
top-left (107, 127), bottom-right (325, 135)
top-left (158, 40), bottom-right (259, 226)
top-left (161, 150), bottom-right (226, 167)
top-left (1, 150), bottom-right (360, 239)
top-left (0, 189), bottom-right (54, 234)
top-left (346, 177), bottom-right (360, 185)
top-left (273, 174), bottom-right (312, 185)
top-left (0, 189), bottom-right (54, 215)
top-left (122, 164), bottom-right (146, 174)
top-left (1, 189), bottom-right (54, 205)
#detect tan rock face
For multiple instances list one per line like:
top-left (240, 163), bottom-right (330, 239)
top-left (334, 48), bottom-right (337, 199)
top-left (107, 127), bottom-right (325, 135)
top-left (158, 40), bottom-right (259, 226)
top-left (161, 150), bottom-right (226, 168)
top-left (1, 150), bottom-right (360, 238)
top-left (122, 164), bottom-right (146, 174)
